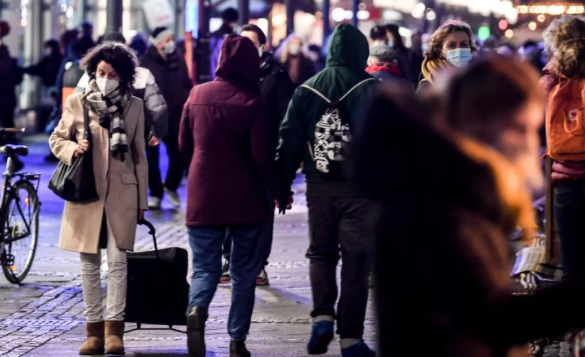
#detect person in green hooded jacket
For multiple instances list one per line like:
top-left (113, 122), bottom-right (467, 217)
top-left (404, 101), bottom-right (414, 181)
top-left (275, 24), bottom-right (376, 357)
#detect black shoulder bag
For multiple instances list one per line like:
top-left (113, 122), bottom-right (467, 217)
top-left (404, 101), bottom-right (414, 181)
top-left (48, 106), bottom-right (98, 202)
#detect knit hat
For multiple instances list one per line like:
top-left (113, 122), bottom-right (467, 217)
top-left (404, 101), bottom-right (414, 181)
top-left (149, 27), bottom-right (173, 46)
top-left (369, 45), bottom-right (397, 63)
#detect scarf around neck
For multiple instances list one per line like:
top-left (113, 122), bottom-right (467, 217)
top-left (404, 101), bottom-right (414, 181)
top-left (82, 79), bottom-right (129, 161)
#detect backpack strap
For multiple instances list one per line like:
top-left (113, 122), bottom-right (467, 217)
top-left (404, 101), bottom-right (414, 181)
top-left (300, 85), bottom-right (331, 103)
top-left (301, 77), bottom-right (375, 103)
top-left (339, 78), bottom-right (376, 102)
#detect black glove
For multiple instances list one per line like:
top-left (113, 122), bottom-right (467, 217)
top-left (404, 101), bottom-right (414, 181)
top-left (276, 191), bottom-right (293, 215)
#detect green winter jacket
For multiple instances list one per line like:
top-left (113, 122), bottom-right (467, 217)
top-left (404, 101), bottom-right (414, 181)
top-left (276, 24), bottom-right (375, 197)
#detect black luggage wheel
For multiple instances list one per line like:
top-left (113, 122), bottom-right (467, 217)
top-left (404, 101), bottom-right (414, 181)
top-left (125, 323), bottom-right (187, 334)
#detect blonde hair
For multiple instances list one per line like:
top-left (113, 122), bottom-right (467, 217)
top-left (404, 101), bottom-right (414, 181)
top-left (425, 20), bottom-right (478, 61)
top-left (546, 16), bottom-right (585, 78)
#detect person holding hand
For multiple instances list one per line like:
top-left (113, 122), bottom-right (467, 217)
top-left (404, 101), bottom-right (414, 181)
top-left (49, 42), bottom-right (148, 356)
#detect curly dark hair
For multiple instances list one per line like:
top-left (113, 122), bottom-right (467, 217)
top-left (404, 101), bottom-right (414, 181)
top-left (80, 42), bottom-right (138, 94)
top-left (425, 20), bottom-right (478, 61)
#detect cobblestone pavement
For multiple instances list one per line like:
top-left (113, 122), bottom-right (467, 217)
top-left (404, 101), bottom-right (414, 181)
top-left (0, 138), bottom-right (571, 356)
top-left (0, 138), bottom-right (376, 357)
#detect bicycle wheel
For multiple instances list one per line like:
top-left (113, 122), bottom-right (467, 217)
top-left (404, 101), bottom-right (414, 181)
top-left (1, 180), bottom-right (39, 284)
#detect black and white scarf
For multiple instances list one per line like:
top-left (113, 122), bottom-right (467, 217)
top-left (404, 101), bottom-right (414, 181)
top-left (82, 79), bottom-right (129, 161)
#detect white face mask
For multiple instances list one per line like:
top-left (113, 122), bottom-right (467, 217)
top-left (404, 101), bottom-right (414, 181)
top-left (288, 44), bottom-right (300, 56)
top-left (163, 41), bottom-right (176, 55)
top-left (443, 48), bottom-right (473, 68)
top-left (95, 78), bottom-right (119, 96)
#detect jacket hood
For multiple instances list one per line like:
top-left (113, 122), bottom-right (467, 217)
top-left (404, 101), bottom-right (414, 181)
top-left (216, 35), bottom-right (260, 86)
top-left (326, 24), bottom-right (369, 70)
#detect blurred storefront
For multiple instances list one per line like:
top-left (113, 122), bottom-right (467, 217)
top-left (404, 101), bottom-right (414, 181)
top-left (0, 0), bottom-right (186, 109)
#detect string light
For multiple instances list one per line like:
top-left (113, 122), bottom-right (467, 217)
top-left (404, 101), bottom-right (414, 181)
top-left (517, 5), bottom-right (585, 15)
top-left (505, 29), bottom-right (514, 38)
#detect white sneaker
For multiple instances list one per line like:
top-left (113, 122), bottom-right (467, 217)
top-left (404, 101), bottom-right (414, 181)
top-left (148, 197), bottom-right (162, 210)
top-left (164, 188), bottom-right (181, 208)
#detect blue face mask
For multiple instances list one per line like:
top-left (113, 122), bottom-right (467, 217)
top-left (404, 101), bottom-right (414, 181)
top-left (443, 48), bottom-right (472, 67)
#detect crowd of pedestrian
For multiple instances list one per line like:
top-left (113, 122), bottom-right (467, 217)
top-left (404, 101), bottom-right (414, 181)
top-left (4, 7), bottom-right (585, 357)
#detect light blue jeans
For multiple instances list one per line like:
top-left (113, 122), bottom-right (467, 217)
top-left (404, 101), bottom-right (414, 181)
top-left (188, 224), bottom-right (263, 340)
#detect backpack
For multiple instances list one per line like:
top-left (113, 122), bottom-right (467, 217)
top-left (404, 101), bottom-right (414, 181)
top-left (301, 78), bottom-right (374, 181)
top-left (546, 78), bottom-right (585, 161)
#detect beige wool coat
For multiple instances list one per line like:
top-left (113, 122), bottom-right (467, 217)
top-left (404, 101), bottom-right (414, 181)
top-left (49, 92), bottom-right (148, 254)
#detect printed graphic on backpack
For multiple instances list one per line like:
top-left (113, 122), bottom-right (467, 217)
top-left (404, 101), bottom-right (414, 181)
top-left (302, 78), bottom-right (375, 181)
top-left (314, 102), bottom-right (352, 175)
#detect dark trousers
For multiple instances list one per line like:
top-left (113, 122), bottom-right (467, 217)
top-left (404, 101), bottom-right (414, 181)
top-left (306, 196), bottom-right (374, 339)
top-left (223, 201), bottom-right (275, 266)
top-left (146, 135), bottom-right (184, 198)
top-left (555, 180), bottom-right (585, 282)
top-left (188, 224), bottom-right (264, 340)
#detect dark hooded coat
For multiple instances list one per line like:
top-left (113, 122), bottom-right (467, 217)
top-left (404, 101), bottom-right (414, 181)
top-left (275, 24), bottom-right (375, 197)
top-left (179, 35), bottom-right (284, 226)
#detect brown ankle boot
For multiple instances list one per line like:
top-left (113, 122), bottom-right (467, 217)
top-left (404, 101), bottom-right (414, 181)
top-left (79, 321), bottom-right (105, 355)
top-left (105, 320), bottom-right (125, 355)
top-left (187, 306), bottom-right (208, 357)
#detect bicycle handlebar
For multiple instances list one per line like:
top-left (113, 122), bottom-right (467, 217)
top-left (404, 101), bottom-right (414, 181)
top-left (0, 128), bottom-right (25, 135)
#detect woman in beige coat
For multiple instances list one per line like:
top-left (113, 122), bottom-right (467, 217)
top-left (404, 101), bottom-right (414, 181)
top-left (49, 42), bottom-right (148, 356)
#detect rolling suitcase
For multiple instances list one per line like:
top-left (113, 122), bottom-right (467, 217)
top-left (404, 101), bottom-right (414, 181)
top-left (125, 219), bottom-right (189, 331)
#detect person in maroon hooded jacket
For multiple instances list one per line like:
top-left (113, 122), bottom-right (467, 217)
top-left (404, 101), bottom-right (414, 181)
top-left (179, 34), bottom-right (289, 357)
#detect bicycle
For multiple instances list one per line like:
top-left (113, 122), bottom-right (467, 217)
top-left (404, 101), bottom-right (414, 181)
top-left (0, 128), bottom-right (41, 284)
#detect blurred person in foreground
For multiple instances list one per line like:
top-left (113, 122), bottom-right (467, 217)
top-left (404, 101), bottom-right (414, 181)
top-left (354, 57), bottom-right (585, 357)
top-left (219, 24), bottom-right (294, 286)
top-left (543, 16), bottom-right (585, 283)
top-left (179, 35), bottom-right (289, 357)
top-left (276, 23), bottom-right (376, 357)
top-left (75, 32), bottom-right (168, 155)
top-left (369, 25), bottom-right (388, 47)
top-left (141, 26), bottom-right (192, 209)
top-left (280, 34), bottom-right (317, 88)
top-left (418, 20), bottom-right (477, 94)
top-left (366, 45), bottom-right (413, 89)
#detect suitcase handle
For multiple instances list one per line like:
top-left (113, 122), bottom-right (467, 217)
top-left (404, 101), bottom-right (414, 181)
top-left (138, 218), bottom-right (160, 260)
